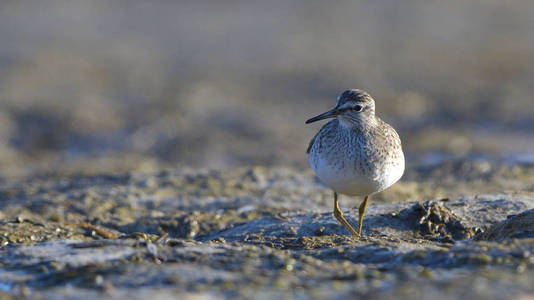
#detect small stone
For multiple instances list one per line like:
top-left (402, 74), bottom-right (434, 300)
top-left (315, 226), bottom-right (326, 236)
top-left (287, 226), bottom-right (297, 236)
top-left (95, 275), bottom-right (104, 286)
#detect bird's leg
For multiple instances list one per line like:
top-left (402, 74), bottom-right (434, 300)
top-left (357, 195), bottom-right (369, 236)
top-left (333, 191), bottom-right (359, 237)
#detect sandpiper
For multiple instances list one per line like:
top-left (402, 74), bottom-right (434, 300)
top-left (306, 89), bottom-right (404, 237)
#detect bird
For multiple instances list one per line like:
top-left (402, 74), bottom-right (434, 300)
top-left (306, 89), bottom-right (404, 237)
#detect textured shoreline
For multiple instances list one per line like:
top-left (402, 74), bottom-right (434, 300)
top-left (1, 162), bottom-right (534, 299)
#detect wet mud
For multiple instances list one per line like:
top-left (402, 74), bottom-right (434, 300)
top-left (1, 161), bottom-right (534, 299)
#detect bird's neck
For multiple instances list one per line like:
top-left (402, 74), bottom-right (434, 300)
top-left (337, 114), bottom-right (378, 131)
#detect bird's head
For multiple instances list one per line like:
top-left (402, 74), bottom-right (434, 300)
top-left (305, 89), bottom-right (376, 128)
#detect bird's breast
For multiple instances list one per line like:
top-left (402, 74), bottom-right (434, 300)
top-left (310, 150), bottom-right (379, 196)
top-left (309, 133), bottom-right (404, 196)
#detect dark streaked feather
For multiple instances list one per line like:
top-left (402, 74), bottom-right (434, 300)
top-left (306, 119), bottom-right (338, 154)
top-left (306, 132), bottom-right (318, 154)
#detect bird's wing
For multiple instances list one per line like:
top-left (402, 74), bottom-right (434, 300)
top-left (306, 132), bottom-right (318, 154)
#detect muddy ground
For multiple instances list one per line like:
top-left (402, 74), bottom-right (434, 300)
top-left (0, 159), bottom-right (533, 299)
top-left (1, 2), bottom-right (534, 299)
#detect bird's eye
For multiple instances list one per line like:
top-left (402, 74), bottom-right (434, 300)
top-left (353, 105), bottom-right (363, 112)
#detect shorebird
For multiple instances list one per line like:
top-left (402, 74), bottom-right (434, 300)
top-left (306, 89), bottom-right (404, 237)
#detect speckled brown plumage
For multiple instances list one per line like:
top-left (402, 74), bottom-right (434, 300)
top-left (306, 89), bottom-right (404, 237)
top-left (308, 117), bottom-right (403, 187)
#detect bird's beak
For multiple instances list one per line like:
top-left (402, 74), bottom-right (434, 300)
top-left (305, 107), bottom-right (339, 124)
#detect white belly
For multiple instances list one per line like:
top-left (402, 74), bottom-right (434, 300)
top-left (310, 151), bottom-right (404, 196)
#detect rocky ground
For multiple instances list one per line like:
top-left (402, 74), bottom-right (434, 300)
top-left (0, 159), bottom-right (533, 299)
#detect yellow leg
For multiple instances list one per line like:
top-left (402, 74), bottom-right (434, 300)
top-left (333, 192), bottom-right (359, 237)
top-left (357, 195), bottom-right (369, 236)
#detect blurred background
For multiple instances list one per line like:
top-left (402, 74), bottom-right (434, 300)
top-left (0, 0), bottom-right (533, 178)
